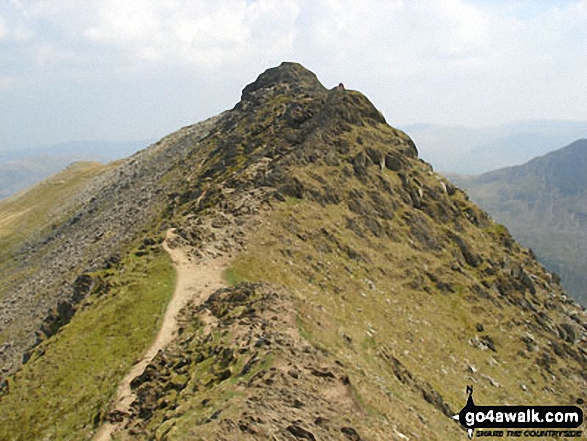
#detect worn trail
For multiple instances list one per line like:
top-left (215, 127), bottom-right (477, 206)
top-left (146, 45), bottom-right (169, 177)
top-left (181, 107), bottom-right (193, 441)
top-left (93, 229), bottom-right (227, 441)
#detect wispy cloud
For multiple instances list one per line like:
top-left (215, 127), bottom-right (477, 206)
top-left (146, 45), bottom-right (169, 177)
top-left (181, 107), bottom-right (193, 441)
top-left (83, 0), bottom-right (300, 68)
top-left (0, 76), bottom-right (16, 90)
top-left (4, 0), bottom-right (586, 76)
top-left (34, 42), bottom-right (74, 66)
top-left (0, 0), bottom-right (585, 149)
top-left (12, 24), bottom-right (34, 41)
top-left (0, 15), bottom-right (8, 41)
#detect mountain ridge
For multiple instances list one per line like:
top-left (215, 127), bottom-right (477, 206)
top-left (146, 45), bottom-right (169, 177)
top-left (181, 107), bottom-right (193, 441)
top-left (0, 140), bottom-right (152, 200)
top-left (0, 62), bottom-right (585, 441)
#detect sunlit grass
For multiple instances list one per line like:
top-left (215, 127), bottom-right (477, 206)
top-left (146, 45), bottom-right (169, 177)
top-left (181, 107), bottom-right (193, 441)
top-left (0, 248), bottom-right (175, 441)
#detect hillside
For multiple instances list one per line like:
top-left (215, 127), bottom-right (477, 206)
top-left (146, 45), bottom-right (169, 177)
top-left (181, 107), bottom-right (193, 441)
top-left (0, 140), bottom-right (150, 200)
top-left (0, 63), bottom-right (585, 441)
top-left (452, 139), bottom-right (587, 306)
top-left (0, 156), bottom-right (81, 200)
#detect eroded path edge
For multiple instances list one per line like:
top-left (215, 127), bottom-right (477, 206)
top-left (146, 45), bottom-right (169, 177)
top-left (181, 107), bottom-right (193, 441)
top-left (93, 229), bottom-right (227, 441)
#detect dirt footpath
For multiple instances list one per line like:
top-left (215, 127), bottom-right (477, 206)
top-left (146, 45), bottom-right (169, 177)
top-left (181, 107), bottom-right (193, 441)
top-left (93, 229), bottom-right (227, 441)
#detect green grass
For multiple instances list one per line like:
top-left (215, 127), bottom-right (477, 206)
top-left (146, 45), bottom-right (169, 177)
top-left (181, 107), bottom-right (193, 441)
top-left (0, 162), bottom-right (108, 247)
top-left (484, 222), bottom-right (508, 237)
top-left (284, 195), bottom-right (303, 206)
top-left (222, 267), bottom-right (247, 286)
top-left (0, 248), bottom-right (176, 441)
top-left (0, 162), bottom-right (110, 302)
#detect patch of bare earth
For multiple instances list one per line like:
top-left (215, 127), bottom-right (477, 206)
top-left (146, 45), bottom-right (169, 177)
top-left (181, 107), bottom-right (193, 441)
top-left (93, 229), bottom-right (227, 441)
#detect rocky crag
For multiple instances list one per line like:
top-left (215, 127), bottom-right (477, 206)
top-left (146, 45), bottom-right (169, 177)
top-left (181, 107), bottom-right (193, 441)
top-left (0, 63), bottom-right (585, 441)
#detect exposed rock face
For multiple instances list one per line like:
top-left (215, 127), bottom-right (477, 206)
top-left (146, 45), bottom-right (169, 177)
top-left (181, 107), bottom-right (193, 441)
top-left (240, 62), bottom-right (326, 104)
top-left (1, 62), bottom-right (586, 441)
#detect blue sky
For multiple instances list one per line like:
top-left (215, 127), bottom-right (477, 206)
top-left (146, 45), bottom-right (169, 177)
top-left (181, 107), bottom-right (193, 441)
top-left (0, 0), bottom-right (585, 151)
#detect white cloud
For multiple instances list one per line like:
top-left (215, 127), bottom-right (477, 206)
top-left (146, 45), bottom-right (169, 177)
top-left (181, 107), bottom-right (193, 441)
top-left (13, 25), bottom-right (34, 41)
top-left (8, 0), bottom-right (31, 19)
top-left (438, 0), bottom-right (490, 56)
top-left (81, 0), bottom-right (301, 68)
top-left (5, 0), bottom-right (585, 68)
top-left (0, 1), bottom-right (495, 73)
top-left (0, 13), bottom-right (32, 43)
top-left (0, 16), bottom-right (8, 41)
top-left (0, 0), bottom-right (586, 129)
top-left (0, 76), bottom-right (16, 90)
top-left (139, 46), bottom-right (162, 62)
top-left (85, 0), bottom-right (160, 43)
top-left (34, 42), bottom-right (74, 66)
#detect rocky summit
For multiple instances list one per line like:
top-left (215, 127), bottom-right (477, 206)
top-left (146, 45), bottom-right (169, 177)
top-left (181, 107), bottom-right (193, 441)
top-left (0, 62), bottom-right (586, 441)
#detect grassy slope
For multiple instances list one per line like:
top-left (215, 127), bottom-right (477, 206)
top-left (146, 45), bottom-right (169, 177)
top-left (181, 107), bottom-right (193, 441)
top-left (0, 162), bottom-right (113, 349)
top-left (221, 169), bottom-right (583, 439)
top-left (450, 142), bottom-right (587, 305)
top-left (102, 83), bottom-right (584, 440)
top-left (0, 156), bottom-right (81, 200)
top-left (0, 246), bottom-right (175, 441)
top-left (0, 161), bottom-right (177, 441)
top-left (0, 161), bottom-right (108, 262)
top-left (0, 162), bottom-right (115, 353)
top-left (456, 179), bottom-right (587, 305)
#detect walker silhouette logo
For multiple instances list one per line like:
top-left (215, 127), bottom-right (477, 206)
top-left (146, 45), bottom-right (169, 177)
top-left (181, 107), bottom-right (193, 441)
top-left (452, 386), bottom-right (583, 438)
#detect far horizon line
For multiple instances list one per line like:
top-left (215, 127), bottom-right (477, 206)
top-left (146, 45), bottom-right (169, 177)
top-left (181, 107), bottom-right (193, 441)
top-left (398, 118), bottom-right (587, 130)
top-left (3, 118), bottom-right (587, 153)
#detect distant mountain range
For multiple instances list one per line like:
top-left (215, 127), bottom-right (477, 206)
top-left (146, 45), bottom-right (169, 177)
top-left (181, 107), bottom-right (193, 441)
top-left (450, 139), bottom-right (587, 305)
top-left (403, 120), bottom-right (587, 174)
top-left (0, 140), bottom-right (151, 199)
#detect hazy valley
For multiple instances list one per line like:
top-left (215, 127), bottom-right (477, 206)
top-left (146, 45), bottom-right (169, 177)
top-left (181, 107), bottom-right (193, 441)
top-left (407, 121), bottom-right (587, 175)
top-left (451, 139), bottom-right (587, 307)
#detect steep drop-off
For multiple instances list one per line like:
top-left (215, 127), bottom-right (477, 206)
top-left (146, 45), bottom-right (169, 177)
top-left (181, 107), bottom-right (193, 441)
top-left (452, 139), bottom-right (587, 305)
